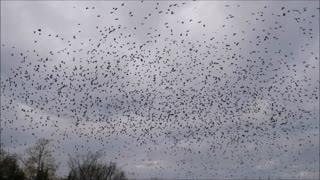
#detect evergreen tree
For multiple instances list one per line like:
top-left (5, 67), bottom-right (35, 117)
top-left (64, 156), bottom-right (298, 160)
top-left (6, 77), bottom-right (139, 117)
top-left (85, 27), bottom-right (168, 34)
top-left (0, 149), bottom-right (25, 180)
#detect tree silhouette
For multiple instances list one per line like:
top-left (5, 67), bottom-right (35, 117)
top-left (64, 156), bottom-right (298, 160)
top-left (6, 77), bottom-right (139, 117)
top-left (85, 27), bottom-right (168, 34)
top-left (0, 148), bottom-right (25, 180)
top-left (20, 138), bottom-right (58, 180)
top-left (67, 152), bottom-right (126, 180)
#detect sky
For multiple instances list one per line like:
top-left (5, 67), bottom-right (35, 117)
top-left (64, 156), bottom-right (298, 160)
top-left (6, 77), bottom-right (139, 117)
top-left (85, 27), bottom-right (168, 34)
top-left (1, 1), bottom-right (319, 179)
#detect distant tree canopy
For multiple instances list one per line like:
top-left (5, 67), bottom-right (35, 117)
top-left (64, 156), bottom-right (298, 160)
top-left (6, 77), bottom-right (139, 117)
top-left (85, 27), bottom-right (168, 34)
top-left (0, 149), bottom-right (25, 180)
top-left (67, 152), bottom-right (126, 180)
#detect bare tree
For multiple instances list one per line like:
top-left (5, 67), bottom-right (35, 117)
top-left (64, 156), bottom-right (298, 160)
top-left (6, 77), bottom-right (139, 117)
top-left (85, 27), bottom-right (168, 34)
top-left (67, 152), bottom-right (126, 180)
top-left (20, 138), bottom-right (58, 180)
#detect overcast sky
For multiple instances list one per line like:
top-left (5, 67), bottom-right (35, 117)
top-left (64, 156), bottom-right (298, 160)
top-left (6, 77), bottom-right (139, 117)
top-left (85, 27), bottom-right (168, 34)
top-left (1, 1), bottom-right (319, 179)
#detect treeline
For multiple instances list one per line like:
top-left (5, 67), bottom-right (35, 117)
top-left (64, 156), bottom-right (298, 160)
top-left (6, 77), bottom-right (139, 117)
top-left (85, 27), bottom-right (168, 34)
top-left (0, 138), bottom-right (126, 180)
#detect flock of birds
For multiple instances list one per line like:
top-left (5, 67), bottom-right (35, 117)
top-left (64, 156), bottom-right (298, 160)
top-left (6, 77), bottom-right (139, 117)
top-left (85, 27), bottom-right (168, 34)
top-left (1, 1), bottom-right (319, 179)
